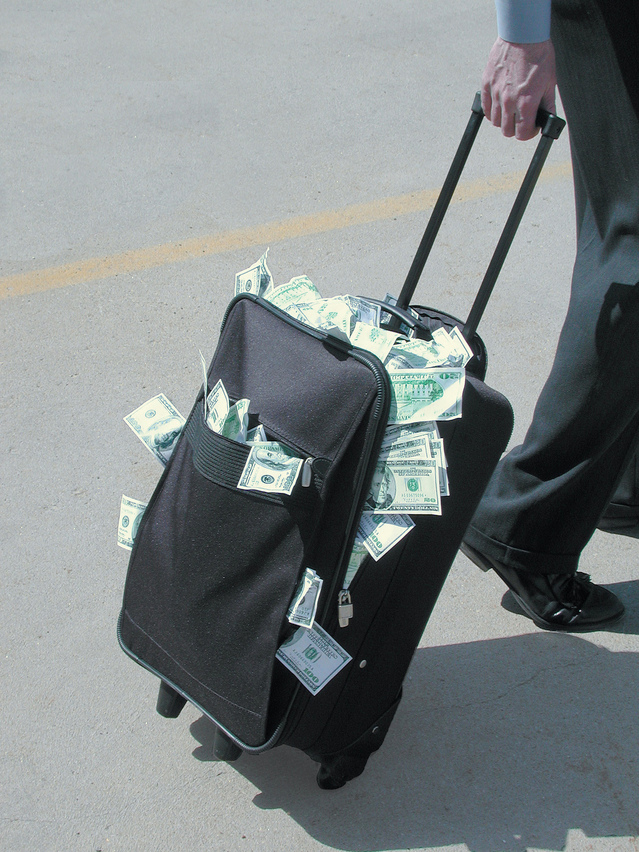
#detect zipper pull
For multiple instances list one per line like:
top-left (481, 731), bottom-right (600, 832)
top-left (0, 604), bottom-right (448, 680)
top-left (337, 590), bottom-right (353, 628)
top-left (301, 457), bottom-right (314, 487)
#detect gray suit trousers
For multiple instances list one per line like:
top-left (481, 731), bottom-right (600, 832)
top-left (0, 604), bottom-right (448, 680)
top-left (464, 0), bottom-right (639, 574)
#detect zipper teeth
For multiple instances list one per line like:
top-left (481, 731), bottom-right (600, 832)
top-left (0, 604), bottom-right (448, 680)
top-left (319, 350), bottom-right (390, 624)
top-left (223, 297), bottom-right (393, 625)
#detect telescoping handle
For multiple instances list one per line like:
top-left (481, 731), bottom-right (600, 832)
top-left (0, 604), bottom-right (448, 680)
top-left (396, 92), bottom-right (566, 339)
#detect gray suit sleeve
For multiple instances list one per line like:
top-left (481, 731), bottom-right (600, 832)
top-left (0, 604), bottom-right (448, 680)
top-left (495, 0), bottom-right (551, 42)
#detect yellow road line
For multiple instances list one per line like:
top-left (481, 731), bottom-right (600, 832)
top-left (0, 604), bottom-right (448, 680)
top-left (0, 161), bottom-right (571, 301)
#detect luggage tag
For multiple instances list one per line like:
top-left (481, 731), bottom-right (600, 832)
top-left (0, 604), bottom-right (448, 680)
top-left (287, 568), bottom-right (323, 630)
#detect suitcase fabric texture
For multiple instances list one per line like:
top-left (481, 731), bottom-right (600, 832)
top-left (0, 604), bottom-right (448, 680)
top-left (118, 94), bottom-right (565, 789)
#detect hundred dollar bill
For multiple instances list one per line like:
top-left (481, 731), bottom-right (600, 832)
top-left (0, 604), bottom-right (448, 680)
top-left (124, 394), bottom-right (186, 465)
top-left (448, 325), bottom-right (474, 367)
top-left (385, 335), bottom-right (454, 371)
top-left (343, 539), bottom-right (369, 589)
top-left (387, 368), bottom-right (465, 424)
top-left (234, 248), bottom-right (273, 297)
top-left (287, 568), bottom-right (323, 629)
top-left (247, 424), bottom-right (267, 443)
top-left (265, 275), bottom-right (322, 311)
top-left (349, 322), bottom-right (398, 362)
top-left (296, 297), bottom-right (354, 340)
top-left (381, 421), bottom-right (439, 448)
top-left (237, 441), bottom-right (303, 495)
top-left (364, 458), bottom-right (441, 515)
top-left (276, 624), bottom-right (351, 695)
top-left (199, 350), bottom-right (208, 406)
top-left (220, 397), bottom-right (250, 443)
top-left (379, 434), bottom-right (432, 462)
top-left (429, 438), bottom-right (449, 496)
top-left (285, 303), bottom-right (309, 322)
top-left (358, 512), bottom-right (415, 561)
top-left (339, 295), bottom-right (381, 327)
top-left (117, 495), bottom-right (147, 551)
top-left (205, 379), bottom-right (230, 433)
top-left (430, 326), bottom-right (473, 368)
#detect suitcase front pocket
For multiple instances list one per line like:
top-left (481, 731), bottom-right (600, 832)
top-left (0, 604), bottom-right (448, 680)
top-left (184, 403), bottom-right (320, 507)
top-left (121, 405), bottom-right (327, 747)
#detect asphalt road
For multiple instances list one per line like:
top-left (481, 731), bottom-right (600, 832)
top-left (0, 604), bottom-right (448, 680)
top-left (2, 3), bottom-right (638, 851)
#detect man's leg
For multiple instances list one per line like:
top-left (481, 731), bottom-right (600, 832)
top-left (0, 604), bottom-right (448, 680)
top-left (463, 0), bottom-right (639, 628)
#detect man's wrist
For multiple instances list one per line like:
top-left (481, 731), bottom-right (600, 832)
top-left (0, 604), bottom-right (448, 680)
top-left (495, 0), bottom-right (551, 43)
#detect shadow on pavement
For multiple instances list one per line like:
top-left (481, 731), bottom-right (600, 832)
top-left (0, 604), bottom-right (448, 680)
top-left (191, 628), bottom-right (639, 852)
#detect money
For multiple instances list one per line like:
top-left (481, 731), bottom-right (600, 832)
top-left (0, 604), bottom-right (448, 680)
top-left (234, 249), bottom-right (273, 297)
top-left (124, 394), bottom-right (186, 465)
top-left (205, 379), bottom-right (230, 433)
top-left (387, 368), bottom-right (465, 424)
top-left (429, 438), bottom-right (450, 496)
top-left (287, 568), bottom-right (323, 629)
top-left (385, 335), bottom-right (452, 371)
top-left (117, 495), bottom-right (147, 550)
top-left (379, 434), bottom-right (432, 462)
top-left (381, 421), bottom-right (440, 448)
top-left (220, 398), bottom-right (250, 443)
top-left (247, 424), bottom-right (267, 443)
top-left (296, 297), bottom-right (354, 340)
top-left (284, 303), bottom-right (309, 322)
top-left (343, 540), bottom-right (369, 589)
top-left (340, 295), bottom-right (381, 327)
top-left (199, 350), bottom-right (208, 406)
top-left (358, 513), bottom-right (415, 561)
top-left (364, 458), bottom-right (441, 515)
top-left (265, 275), bottom-right (322, 312)
top-left (448, 326), bottom-right (474, 367)
top-left (349, 322), bottom-right (398, 362)
top-left (276, 624), bottom-right (351, 695)
top-left (237, 441), bottom-right (303, 495)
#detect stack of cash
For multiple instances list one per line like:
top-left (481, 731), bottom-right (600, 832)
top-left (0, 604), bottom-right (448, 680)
top-left (234, 250), bottom-right (475, 588)
top-left (117, 393), bottom-right (187, 550)
top-left (203, 376), bottom-right (305, 497)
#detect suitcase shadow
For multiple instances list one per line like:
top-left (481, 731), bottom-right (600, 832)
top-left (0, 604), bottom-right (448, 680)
top-left (190, 622), bottom-right (639, 852)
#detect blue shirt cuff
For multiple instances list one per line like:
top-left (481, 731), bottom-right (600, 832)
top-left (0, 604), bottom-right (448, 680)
top-left (495, 0), bottom-right (552, 43)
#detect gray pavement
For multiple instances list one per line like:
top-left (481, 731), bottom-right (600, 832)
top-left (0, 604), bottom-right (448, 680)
top-left (2, 3), bottom-right (638, 851)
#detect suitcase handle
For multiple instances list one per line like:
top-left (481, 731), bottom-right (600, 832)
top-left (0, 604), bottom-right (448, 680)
top-left (396, 92), bottom-right (566, 339)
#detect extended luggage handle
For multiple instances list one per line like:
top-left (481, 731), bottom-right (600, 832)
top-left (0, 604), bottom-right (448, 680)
top-left (396, 91), bottom-right (566, 340)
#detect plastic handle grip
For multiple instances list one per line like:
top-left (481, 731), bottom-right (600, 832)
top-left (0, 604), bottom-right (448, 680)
top-left (397, 92), bottom-right (566, 336)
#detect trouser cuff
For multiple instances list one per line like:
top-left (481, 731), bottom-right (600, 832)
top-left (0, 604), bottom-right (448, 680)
top-left (462, 524), bottom-right (579, 575)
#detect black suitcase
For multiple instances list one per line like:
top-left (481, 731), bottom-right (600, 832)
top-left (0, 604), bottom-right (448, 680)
top-left (118, 93), bottom-right (565, 788)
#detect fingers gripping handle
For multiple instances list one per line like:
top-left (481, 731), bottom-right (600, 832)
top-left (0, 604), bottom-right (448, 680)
top-left (476, 90), bottom-right (565, 140)
top-left (397, 92), bottom-right (566, 337)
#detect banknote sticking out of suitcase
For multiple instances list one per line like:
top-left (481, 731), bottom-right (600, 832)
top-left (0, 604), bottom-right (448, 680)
top-left (117, 93), bottom-right (565, 789)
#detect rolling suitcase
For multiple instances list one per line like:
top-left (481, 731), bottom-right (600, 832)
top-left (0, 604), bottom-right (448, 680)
top-left (118, 93), bottom-right (565, 788)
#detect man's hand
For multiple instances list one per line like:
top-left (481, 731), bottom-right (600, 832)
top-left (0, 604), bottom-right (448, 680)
top-left (482, 37), bottom-right (557, 140)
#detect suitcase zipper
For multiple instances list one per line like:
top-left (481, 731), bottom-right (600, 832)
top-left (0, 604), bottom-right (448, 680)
top-left (223, 296), bottom-right (392, 628)
top-left (318, 349), bottom-right (391, 630)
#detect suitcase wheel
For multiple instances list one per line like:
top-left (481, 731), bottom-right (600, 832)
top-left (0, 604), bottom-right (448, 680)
top-left (213, 727), bottom-right (243, 762)
top-left (316, 756), bottom-right (368, 790)
top-left (156, 681), bottom-right (188, 718)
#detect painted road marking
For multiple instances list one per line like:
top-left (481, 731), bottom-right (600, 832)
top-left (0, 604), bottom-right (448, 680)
top-left (0, 161), bottom-right (571, 301)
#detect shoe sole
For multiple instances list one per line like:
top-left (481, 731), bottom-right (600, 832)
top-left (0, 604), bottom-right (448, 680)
top-left (459, 542), bottom-right (624, 633)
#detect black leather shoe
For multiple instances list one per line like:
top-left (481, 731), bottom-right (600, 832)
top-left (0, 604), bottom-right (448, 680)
top-left (460, 542), bottom-right (625, 632)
